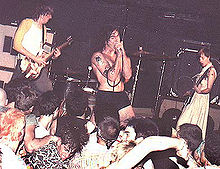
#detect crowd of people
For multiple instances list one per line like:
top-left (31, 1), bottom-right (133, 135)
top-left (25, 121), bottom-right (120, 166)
top-left (0, 80), bottom-right (220, 169)
top-left (0, 3), bottom-right (219, 169)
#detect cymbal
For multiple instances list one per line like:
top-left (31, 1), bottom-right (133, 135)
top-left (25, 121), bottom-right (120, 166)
top-left (129, 50), bottom-right (152, 56)
top-left (53, 69), bottom-right (86, 77)
top-left (66, 77), bottom-right (97, 83)
top-left (146, 55), bottom-right (178, 61)
top-left (128, 50), bottom-right (178, 61)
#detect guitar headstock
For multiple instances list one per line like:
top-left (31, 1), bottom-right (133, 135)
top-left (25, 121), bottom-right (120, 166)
top-left (66, 36), bottom-right (73, 45)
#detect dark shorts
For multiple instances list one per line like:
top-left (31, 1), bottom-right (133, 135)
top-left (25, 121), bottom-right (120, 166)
top-left (94, 90), bottom-right (131, 124)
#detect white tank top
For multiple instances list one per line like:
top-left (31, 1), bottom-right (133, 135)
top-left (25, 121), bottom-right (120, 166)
top-left (22, 20), bottom-right (43, 56)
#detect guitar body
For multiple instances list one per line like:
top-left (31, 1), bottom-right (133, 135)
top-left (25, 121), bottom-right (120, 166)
top-left (20, 36), bottom-right (73, 80)
top-left (20, 55), bottom-right (45, 80)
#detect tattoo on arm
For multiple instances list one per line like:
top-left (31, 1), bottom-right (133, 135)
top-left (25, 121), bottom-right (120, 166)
top-left (109, 68), bottom-right (115, 75)
top-left (103, 66), bottom-right (111, 77)
top-left (103, 69), bottom-right (108, 77)
top-left (95, 56), bottom-right (103, 65)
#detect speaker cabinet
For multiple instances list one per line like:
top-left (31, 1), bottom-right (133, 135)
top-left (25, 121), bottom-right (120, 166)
top-left (159, 96), bottom-right (220, 130)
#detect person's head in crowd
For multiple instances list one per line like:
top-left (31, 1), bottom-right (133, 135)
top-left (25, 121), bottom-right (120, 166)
top-left (0, 108), bottom-right (25, 152)
top-left (177, 123), bottom-right (203, 154)
top-left (120, 116), bottom-right (159, 142)
top-left (0, 88), bottom-right (7, 107)
top-left (56, 115), bottom-right (89, 161)
top-left (65, 89), bottom-right (88, 117)
top-left (177, 123), bottom-right (204, 166)
top-left (5, 79), bottom-right (38, 112)
top-left (32, 91), bottom-right (61, 118)
top-left (97, 116), bottom-right (120, 149)
top-left (110, 117), bottom-right (159, 167)
top-left (203, 130), bottom-right (220, 166)
top-left (160, 108), bottom-right (181, 136)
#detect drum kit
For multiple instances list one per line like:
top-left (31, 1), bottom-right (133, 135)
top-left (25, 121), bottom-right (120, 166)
top-left (50, 66), bottom-right (98, 119)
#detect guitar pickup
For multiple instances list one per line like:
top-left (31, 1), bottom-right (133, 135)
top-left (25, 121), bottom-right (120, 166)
top-left (42, 42), bottom-right (53, 54)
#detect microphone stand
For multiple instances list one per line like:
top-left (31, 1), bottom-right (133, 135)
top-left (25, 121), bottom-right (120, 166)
top-left (154, 59), bottom-right (166, 117)
top-left (130, 46), bottom-right (143, 106)
top-left (85, 66), bottom-right (92, 88)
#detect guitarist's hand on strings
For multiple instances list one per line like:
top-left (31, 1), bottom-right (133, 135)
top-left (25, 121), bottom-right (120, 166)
top-left (193, 84), bottom-right (201, 94)
top-left (183, 90), bottom-right (193, 97)
top-left (34, 57), bottom-right (47, 67)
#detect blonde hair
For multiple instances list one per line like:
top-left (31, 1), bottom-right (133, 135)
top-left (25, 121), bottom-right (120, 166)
top-left (0, 108), bottom-right (25, 141)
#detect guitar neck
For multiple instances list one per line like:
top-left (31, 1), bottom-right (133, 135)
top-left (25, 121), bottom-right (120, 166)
top-left (44, 40), bottom-right (72, 62)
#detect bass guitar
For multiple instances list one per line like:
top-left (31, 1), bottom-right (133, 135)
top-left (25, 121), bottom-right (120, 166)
top-left (183, 67), bottom-right (211, 107)
top-left (20, 36), bottom-right (73, 80)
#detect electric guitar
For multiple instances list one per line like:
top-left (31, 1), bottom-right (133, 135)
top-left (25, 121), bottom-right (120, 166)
top-left (20, 36), bottom-right (73, 80)
top-left (183, 67), bottom-right (211, 107)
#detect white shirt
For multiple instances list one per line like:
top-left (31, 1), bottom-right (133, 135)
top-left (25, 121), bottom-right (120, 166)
top-left (0, 143), bottom-right (27, 169)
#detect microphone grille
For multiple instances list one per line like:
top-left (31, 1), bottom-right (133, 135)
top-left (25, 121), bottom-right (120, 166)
top-left (88, 66), bottom-right (93, 71)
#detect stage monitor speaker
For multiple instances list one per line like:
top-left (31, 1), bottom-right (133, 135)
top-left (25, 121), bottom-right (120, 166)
top-left (159, 96), bottom-right (220, 130)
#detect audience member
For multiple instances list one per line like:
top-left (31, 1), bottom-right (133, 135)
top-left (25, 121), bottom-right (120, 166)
top-left (5, 79), bottom-right (38, 112)
top-left (123, 116), bottom-right (159, 141)
top-left (27, 115), bottom-right (89, 168)
top-left (0, 88), bottom-right (7, 107)
top-left (32, 91), bottom-right (61, 138)
top-left (112, 117), bottom-right (161, 168)
top-left (68, 116), bottom-right (120, 168)
top-left (174, 123), bottom-right (203, 168)
top-left (0, 108), bottom-right (27, 168)
top-left (107, 136), bottom-right (188, 169)
top-left (56, 115), bottom-right (89, 161)
top-left (4, 79), bottom-right (60, 155)
top-left (200, 130), bottom-right (220, 168)
top-left (65, 87), bottom-right (88, 117)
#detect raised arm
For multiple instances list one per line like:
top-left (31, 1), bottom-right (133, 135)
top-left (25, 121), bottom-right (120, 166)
top-left (24, 114), bottom-right (60, 153)
top-left (120, 44), bottom-right (132, 82)
top-left (91, 52), bottom-right (122, 82)
top-left (109, 136), bottom-right (188, 169)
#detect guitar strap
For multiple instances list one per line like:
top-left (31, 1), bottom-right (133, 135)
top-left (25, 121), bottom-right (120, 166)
top-left (42, 24), bottom-right (45, 44)
top-left (196, 66), bottom-right (212, 85)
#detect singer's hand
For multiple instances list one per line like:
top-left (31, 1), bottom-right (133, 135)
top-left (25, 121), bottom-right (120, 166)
top-left (114, 41), bottom-right (124, 53)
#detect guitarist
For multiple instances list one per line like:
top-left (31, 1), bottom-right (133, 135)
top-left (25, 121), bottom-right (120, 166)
top-left (176, 47), bottom-right (217, 139)
top-left (11, 4), bottom-right (61, 94)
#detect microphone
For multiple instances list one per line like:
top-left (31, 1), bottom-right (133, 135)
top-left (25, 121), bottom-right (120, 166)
top-left (183, 48), bottom-right (198, 53)
top-left (116, 47), bottom-right (122, 53)
top-left (85, 65), bottom-right (92, 87)
top-left (88, 66), bottom-right (93, 71)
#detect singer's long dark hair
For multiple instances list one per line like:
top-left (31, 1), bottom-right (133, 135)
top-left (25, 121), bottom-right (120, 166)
top-left (90, 24), bottom-right (121, 54)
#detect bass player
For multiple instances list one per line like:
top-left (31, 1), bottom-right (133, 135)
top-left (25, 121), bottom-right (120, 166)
top-left (176, 47), bottom-right (217, 139)
top-left (11, 4), bottom-right (61, 94)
